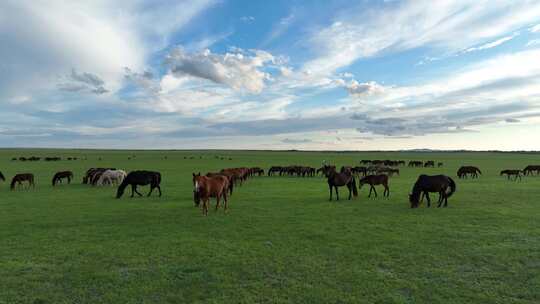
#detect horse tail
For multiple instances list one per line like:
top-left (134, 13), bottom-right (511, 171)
top-left (229, 177), bottom-right (234, 195)
top-left (10, 177), bottom-right (16, 190)
top-left (0, 171), bottom-right (5, 181)
top-left (352, 176), bottom-right (358, 197)
top-left (446, 177), bottom-right (456, 198)
top-left (52, 174), bottom-right (56, 186)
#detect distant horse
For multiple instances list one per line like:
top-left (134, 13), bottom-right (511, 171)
top-left (97, 169), bottom-right (127, 186)
top-left (116, 171), bottom-right (162, 198)
top-left (359, 174), bottom-right (390, 198)
top-left (0, 171), bottom-right (5, 182)
top-left (319, 165), bottom-right (336, 177)
top-left (52, 171), bottom-right (73, 186)
top-left (325, 168), bottom-right (358, 201)
top-left (206, 172), bottom-right (234, 195)
top-left (437, 162), bottom-right (444, 168)
top-left (424, 161), bottom-right (435, 168)
top-left (193, 173), bottom-right (230, 215)
top-left (352, 166), bottom-right (367, 176)
top-left (268, 166), bottom-right (282, 176)
top-left (10, 173), bottom-right (35, 190)
top-left (457, 166), bottom-right (482, 179)
top-left (523, 165), bottom-right (540, 176)
top-left (500, 170), bottom-right (522, 181)
top-left (409, 175), bottom-right (456, 208)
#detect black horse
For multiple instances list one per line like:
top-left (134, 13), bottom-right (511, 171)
top-left (409, 175), bottom-right (456, 208)
top-left (500, 170), bottom-right (522, 181)
top-left (325, 168), bottom-right (358, 201)
top-left (457, 166), bottom-right (482, 179)
top-left (116, 171), bottom-right (162, 198)
top-left (52, 171), bottom-right (73, 186)
top-left (0, 171), bottom-right (5, 182)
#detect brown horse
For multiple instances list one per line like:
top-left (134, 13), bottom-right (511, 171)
top-left (457, 166), bottom-right (481, 179)
top-left (52, 171), bottom-right (73, 186)
top-left (10, 173), bottom-right (35, 190)
top-left (206, 172), bottom-right (234, 195)
top-left (193, 173), bottom-right (230, 215)
top-left (359, 174), bottom-right (390, 198)
top-left (409, 175), bottom-right (456, 208)
top-left (325, 168), bottom-right (358, 201)
top-left (500, 170), bottom-right (522, 181)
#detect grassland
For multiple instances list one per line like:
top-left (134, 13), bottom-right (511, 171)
top-left (0, 149), bottom-right (539, 304)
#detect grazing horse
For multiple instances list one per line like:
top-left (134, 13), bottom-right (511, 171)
top-left (268, 166), bottom-right (282, 176)
top-left (409, 175), bottom-right (456, 208)
top-left (325, 168), bottom-right (358, 201)
top-left (97, 169), bottom-right (127, 186)
top-left (500, 170), bottom-right (522, 181)
top-left (116, 171), bottom-right (162, 198)
top-left (359, 174), bottom-right (390, 198)
top-left (10, 173), bottom-right (35, 190)
top-left (0, 171), bottom-right (5, 182)
top-left (523, 165), bottom-right (540, 176)
top-left (52, 171), bottom-right (73, 186)
top-left (457, 166), bottom-right (482, 179)
top-left (193, 173), bottom-right (230, 215)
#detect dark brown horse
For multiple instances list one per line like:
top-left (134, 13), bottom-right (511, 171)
top-left (10, 173), bottom-right (35, 190)
top-left (52, 171), bottom-right (73, 186)
top-left (193, 173), bottom-right (230, 215)
top-left (409, 175), bottom-right (456, 208)
top-left (116, 171), bottom-right (162, 198)
top-left (325, 168), bottom-right (358, 201)
top-left (500, 170), bottom-right (522, 181)
top-left (359, 174), bottom-right (390, 198)
top-left (457, 166), bottom-right (481, 179)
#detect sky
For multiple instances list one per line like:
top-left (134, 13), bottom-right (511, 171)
top-left (1, 0), bottom-right (540, 150)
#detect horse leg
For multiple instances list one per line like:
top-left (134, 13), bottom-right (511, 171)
top-left (147, 186), bottom-right (154, 197)
top-left (223, 191), bottom-right (228, 212)
top-left (328, 184), bottom-right (333, 201)
top-left (368, 186), bottom-right (372, 198)
top-left (157, 186), bottom-right (162, 197)
top-left (437, 191), bottom-right (444, 207)
top-left (336, 187), bottom-right (340, 201)
top-left (426, 193), bottom-right (431, 207)
top-left (384, 184), bottom-right (389, 197)
top-left (372, 186), bottom-right (378, 198)
top-left (134, 185), bottom-right (143, 196)
top-left (215, 194), bottom-right (221, 211)
top-left (131, 184), bottom-right (136, 197)
top-left (348, 183), bottom-right (352, 200)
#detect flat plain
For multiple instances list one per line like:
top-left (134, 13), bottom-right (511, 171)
top-left (0, 149), bottom-right (539, 304)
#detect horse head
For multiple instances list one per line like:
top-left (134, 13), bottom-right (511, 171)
top-left (409, 192), bottom-right (420, 208)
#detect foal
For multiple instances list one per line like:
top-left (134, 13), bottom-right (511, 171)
top-left (359, 174), bottom-right (390, 198)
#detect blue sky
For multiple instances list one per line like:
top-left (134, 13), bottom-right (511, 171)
top-left (2, 0), bottom-right (540, 150)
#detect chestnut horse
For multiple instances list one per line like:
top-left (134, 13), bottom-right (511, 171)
top-left (193, 173), bottom-right (230, 215)
top-left (52, 171), bottom-right (73, 186)
top-left (359, 174), bottom-right (390, 198)
top-left (10, 173), bottom-right (35, 190)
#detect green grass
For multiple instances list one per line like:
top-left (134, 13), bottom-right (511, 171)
top-left (1, 149), bottom-right (539, 304)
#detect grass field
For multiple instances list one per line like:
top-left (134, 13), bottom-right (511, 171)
top-left (1, 149), bottom-right (539, 304)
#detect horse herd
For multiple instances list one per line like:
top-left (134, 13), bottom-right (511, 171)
top-left (1, 161), bottom-right (540, 214)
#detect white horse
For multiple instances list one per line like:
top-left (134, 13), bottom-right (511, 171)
top-left (97, 169), bottom-right (127, 186)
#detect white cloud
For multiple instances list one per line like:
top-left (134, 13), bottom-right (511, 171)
top-left (464, 34), bottom-right (517, 53)
top-left (0, 0), bottom-right (214, 99)
top-left (164, 47), bottom-right (277, 93)
top-left (344, 80), bottom-right (385, 98)
top-left (304, 1), bottom-right (540, 76)
top-left (530, 23), bottom-right (540, 33)
top-left (526, 39), bottom-right (540, 47)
